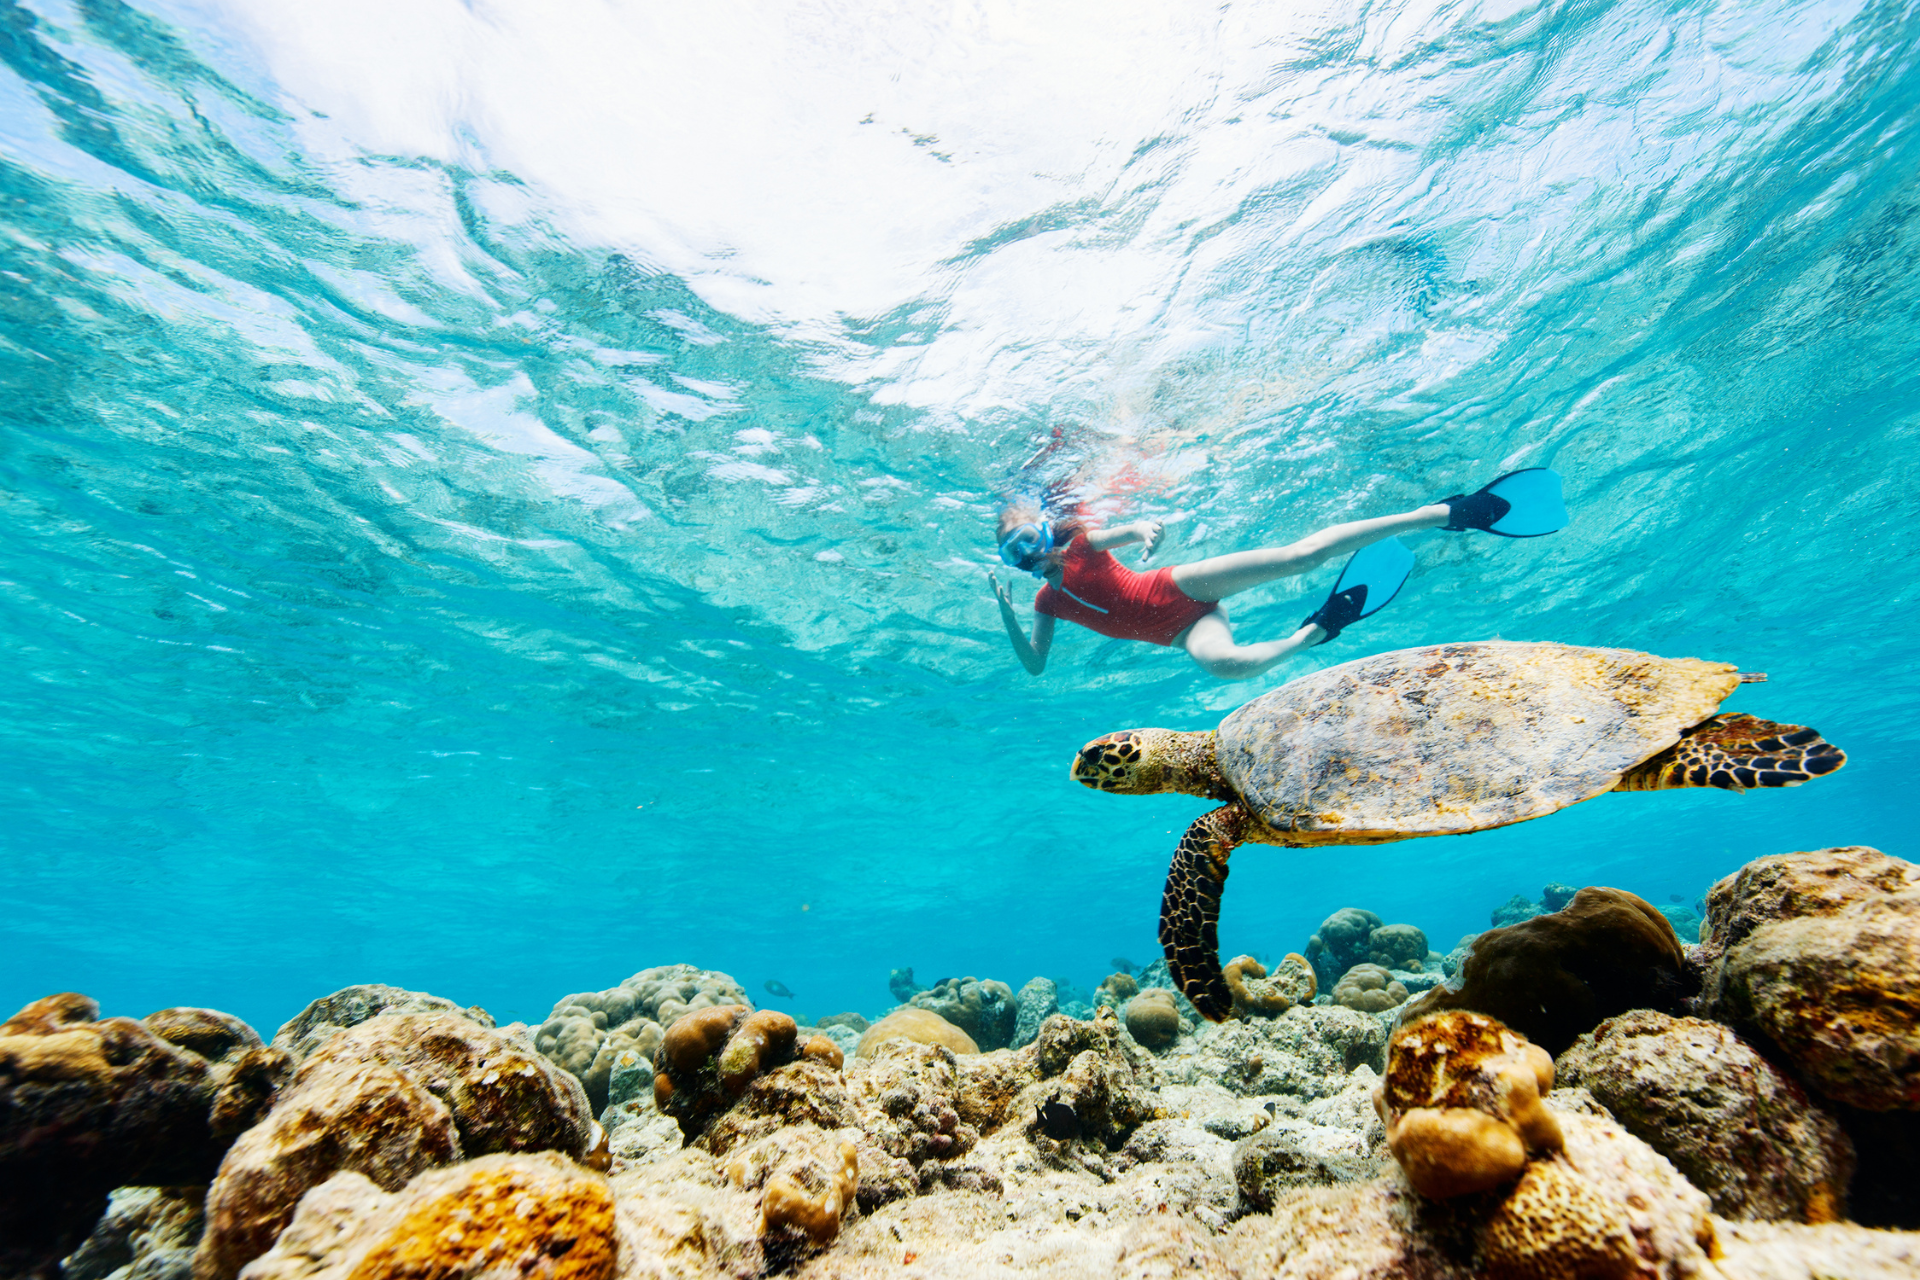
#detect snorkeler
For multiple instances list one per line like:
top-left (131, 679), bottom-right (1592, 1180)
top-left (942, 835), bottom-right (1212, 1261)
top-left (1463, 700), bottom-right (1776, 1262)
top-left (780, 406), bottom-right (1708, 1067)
top-left (989, 469), bottom-right (1565, 680)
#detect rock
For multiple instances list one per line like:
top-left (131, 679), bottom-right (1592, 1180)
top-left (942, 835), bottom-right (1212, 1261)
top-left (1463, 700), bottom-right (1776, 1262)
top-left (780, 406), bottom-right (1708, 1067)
top-left (1402, 886), bottom-right (1688, 1056)
top-left (1305, 907), bottom-right (1383, 989)
top-left (1377, 1010), bottom-right (1561, 1199)
top-left (1696, 846), bottom-right (1920, 1111)
top-left (817, 1012), bottom-right (869, 1034)
top-left (1123, 990), bottom-right (1183, 1050)
top-left (1233, 1115), bottom-right (1379, 1212)
top-left (1557, 1009), bottom-right (1853, 1222)
top-left (1222, 1109), bottom-right (1718, 1280)
top-left (888, 967), bottom-right (924, 1004)
top-left (1023, 1011), bottom-right (1160, 1150)
top-left (534, 965), bottom-right (747, 1110)
top-left (1714, 1218), bottom-right (1920, 1278)
top-left (858, 1007), bottom-right (979, 1058)
top-left (60, 1186), bottom-right (204, 1280)
top-left (1442, 934), bottom-right (1478, 978)
top-left (847, 1040), bottom-right (979, 1167)
top-left (1011, 978), bottom-right (1057, 1049)
top-left (910, 977), bottom-right (1017, 1051)
top-left (192, 1010), bottom-right (591, 1280)
top-left (1367, 924), bottom-right (1429, 972)
top-left (653, 1007), bottom-right (854, 1149)
top-left (1491, 892), bottom-right (1544, 927)
top-left (270, 984), bottom-right (492, 1063)
top-left (232, 1152), bottom-right (616, 1280)
top-left (0, 995), bottom-right (288, 1278)
top-left (1224, 954), bottom-right (1316, 1017)
top-left (1160, 1005), bottom-right (1386, 1099)
top-left (604, 1046), bottom-right (654, 1111)
top-left (1332, 963), bottom-right (1409, 1012)
top-left (1541, 882), bottom-right (1579, 913)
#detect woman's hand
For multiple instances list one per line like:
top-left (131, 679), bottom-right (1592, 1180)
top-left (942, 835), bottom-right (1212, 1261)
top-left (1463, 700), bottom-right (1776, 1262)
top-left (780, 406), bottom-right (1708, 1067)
top-left (1136, 519), bottom-right (1165, 560)
top-left (989, 571), bottom-right (1016, 612)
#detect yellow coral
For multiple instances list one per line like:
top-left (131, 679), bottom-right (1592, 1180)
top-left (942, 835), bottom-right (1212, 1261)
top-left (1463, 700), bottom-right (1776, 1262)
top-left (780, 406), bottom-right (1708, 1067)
top-left (1478, 1158), bottom-right (1641, 1280)
top-left (718, 1011), bottom-right (797, 1095)
top-left (856, 1007), bottom-right (978, 1057)
top-left (760, 1139), bottom-right (859, 1246)
top-left (346, 1158), bottom-right (616, 1280)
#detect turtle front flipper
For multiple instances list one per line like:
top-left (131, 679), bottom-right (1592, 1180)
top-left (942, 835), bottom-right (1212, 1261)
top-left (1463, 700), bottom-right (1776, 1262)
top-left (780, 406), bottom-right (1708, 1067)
top-left (1613, 713), bottom-right (1846, 794)
top-left (1160, 806), bottom-right (1256, 1021)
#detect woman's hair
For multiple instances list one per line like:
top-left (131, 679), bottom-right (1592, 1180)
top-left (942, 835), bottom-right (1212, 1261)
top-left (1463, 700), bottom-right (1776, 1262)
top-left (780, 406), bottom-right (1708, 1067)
top-left (996, 505), bottom-right (1085, 568)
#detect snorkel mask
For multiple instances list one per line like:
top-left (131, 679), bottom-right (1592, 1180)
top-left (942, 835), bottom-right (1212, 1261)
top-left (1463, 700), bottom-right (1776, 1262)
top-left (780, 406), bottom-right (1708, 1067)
top-left (997, 521), bottom-right (1054, 578)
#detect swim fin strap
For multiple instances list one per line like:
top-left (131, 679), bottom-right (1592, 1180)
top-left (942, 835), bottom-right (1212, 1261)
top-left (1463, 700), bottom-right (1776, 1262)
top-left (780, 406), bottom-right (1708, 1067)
top-left (1441, 467), bottom-right (1568, 537)
top-left (1303, 537), bottom-right (1413, 644)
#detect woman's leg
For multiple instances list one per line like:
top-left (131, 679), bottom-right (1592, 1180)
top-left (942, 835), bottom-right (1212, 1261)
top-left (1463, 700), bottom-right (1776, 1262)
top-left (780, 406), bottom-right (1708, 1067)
top-left (1178, 607), bottom-right (1325, 681)
top-left (1170, 503), bottom-right (1449, 601)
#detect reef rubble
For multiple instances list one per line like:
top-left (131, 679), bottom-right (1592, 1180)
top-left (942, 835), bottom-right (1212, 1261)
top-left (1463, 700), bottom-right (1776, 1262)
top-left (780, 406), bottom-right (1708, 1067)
top-left (21, 846), bottom-right (1919, 1278)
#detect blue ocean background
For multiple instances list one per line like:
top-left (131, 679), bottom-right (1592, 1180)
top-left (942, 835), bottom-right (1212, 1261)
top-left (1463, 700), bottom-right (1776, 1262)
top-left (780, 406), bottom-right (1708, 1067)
top-left (2, 0), bottom-right (1914, 1036)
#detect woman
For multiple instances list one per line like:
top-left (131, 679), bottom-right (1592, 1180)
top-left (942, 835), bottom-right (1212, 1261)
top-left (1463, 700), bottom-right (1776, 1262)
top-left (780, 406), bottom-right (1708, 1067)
top-left (989, 472), bottom-right (1559, 680)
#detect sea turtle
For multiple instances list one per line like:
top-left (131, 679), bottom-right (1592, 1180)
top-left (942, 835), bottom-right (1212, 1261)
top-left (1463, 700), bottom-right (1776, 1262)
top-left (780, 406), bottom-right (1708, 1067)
top-left (1069, 641), bottom-right (1846, 1021)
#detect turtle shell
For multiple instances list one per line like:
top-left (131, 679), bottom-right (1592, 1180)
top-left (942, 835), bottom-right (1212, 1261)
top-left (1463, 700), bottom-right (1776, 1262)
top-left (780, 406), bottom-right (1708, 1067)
top-left (1215, 641), bottom-right (1741, 845)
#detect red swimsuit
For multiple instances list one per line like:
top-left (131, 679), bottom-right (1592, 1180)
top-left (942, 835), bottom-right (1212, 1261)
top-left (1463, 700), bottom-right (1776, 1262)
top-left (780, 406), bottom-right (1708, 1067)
top-left (1033, 535), bottom-right (1219, 646)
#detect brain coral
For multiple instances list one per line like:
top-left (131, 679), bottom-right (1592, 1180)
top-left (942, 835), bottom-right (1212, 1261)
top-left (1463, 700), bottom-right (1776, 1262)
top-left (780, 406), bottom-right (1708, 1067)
top-left (1375, 1010), bottom-right (1561, 1199)
top-left (1367, 924), bottom-right (1429, 972)
top-left (1401, 887), bottom-right (1686, 1056)
top-left (536, 964), bottom-right (748, 1109)
top-left (1123, 989), bottom-right (1183, 1049)
top-left (1333, 963), bottom-right (1409, 1012)
top-left (1306, 907), bottom-right (1384, 987)
top-left (857, 1007), bottom-right (980, 1058)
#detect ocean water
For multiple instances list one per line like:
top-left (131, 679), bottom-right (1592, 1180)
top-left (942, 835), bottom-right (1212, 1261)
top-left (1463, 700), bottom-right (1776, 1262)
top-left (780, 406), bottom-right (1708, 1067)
top-left (2, 0), bottom-right (1915, 1037)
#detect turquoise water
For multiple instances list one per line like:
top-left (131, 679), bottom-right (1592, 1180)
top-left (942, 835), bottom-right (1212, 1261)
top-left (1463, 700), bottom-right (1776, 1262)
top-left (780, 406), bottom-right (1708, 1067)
top-left (2, 0), bottom-right (1915, 1036)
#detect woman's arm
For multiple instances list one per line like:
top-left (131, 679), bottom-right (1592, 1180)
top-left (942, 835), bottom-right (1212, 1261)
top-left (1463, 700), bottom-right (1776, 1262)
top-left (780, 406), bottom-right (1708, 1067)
top-left (1083, 519), bottom-right (1164, 557)
top-left (990, 573), bottom-right (1053, 675)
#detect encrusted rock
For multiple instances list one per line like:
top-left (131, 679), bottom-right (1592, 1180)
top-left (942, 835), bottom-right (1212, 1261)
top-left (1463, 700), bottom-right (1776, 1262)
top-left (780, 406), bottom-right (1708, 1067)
top-left (725, 1123), bottom-right (860, 1262)
top-left (233, 1152), bottom-right (615, 1280)
top-left (1403, 887), bottom-right (1688, 1056)
top-left (193, 1011), bottom-right (591, 1280)
top-left (270, 984), bottom-right (492, 1064)
top-left (1225, 954), bottom-right (1316, 1017)
top-left (1011, 978), bottom-right (1057, 1050)
top-left (60, 1186), bottom-right (205, 1280)
top-left (0, 995), bottom-right (288, 1278)
top-left (1557, 1009), bottom-right (1853, 1221)
top-left (1162, 1004), bottom-right (1387, 1098)
top-left (910, 977), bottom-right (1017, 1051)
top-left (847, 1040), bottom-right (978, 1166)
top-left (1696, 846), bottom-right (1920, 1110)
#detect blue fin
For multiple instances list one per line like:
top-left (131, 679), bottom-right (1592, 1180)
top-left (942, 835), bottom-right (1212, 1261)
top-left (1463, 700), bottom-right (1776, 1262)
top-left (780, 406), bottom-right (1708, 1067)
top-left (1303, 537), bottom-right (1413, 643)
top-left (1444, 467), bottom-right (1569, 537)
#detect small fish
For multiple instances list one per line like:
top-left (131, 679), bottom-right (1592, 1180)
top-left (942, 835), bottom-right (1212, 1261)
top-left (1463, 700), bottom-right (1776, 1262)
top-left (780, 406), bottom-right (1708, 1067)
top-left (1036, 1099), bottom-right (1080, 1141)
top-left (1109, 957), bottom-right (1136, 975)
top-left (763, 980), bottom-right (795, 1000)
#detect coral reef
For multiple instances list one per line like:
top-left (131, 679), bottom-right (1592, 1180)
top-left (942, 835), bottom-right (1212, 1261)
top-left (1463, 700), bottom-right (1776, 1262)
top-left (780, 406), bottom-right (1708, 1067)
top-left (909, 977), bottom-right (1017, 1051)
top-left (1093, 972), bottom-right (1139, 1009)
top-left (1224, 953), bottom-right (1316, 1017)
top-left (1403, 886), bottom-right (1688, 1056)
top-left (1492, 893), bottom-right (1544, 927)
top-left (1123, 989), bottom-right (1183, 1049)
top-left (1556, 1009), bottom-right (1853, 1221)
top-left (0, 995), bottom-right (287, 1277)
top-left (1304, 907), bottom-right (1382, 988)
top-left (1333, 963), bottom-right (1409, 1012)
top-left (857, 1007), bottom-right (980, 1058)
top-left (1541, 882), bottom-right (1579, 913)
top-left (193, 1009), bottom-right (592, 1280)
top-left (536, 964), bottom-right (748, 1110)
top-left (1160, 1004), bottom-right (1388, 1097)
top-left (270, 983), bottom-right (492, 1063)
top-left (1011, 977), bottom-right (1056, 1048)
top-left (1375, 1010), bottom-right (1561, 1198)
top-left (233, 1152), bottom-right (616, 1280)
top-left (1696, 845), bottom-right (1920, 1111)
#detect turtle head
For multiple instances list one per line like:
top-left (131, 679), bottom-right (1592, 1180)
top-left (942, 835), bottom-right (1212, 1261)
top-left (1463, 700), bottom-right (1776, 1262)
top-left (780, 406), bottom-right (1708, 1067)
top-left (1071, 729), bottom-right (1226, 798)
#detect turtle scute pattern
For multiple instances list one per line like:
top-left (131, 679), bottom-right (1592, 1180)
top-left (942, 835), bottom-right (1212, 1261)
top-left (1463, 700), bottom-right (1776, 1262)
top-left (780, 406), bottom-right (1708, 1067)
top-left (1612, 712), bottom-right (1845, 793)
top-left (1215, 641), bottom-right (1741, 842)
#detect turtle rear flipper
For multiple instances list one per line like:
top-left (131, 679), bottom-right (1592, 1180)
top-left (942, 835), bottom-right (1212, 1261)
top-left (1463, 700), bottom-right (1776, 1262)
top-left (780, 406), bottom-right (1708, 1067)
top-left (1160, 807), bottom-right (1250, 1021)
top-left (1614, 713), bottom-right (1846, 794)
